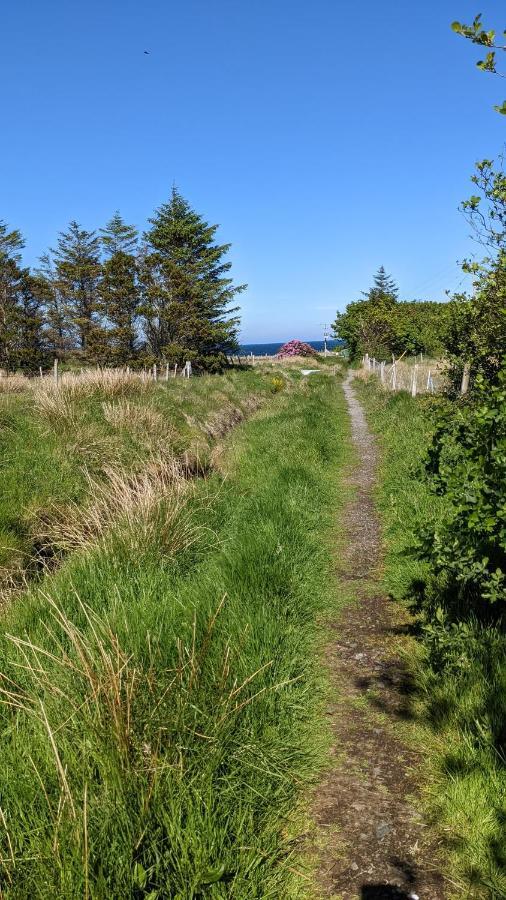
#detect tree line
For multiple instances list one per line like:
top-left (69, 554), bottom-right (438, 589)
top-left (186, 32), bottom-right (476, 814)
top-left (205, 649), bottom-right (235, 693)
top-left (332, 265), bottom-right (450, 361)
top-left (0, 188), bottom-right (245, 373)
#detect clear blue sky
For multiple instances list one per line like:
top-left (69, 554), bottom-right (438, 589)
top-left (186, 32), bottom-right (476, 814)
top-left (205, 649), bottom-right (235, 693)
top-left (1, 1), bottom-right (504, 343)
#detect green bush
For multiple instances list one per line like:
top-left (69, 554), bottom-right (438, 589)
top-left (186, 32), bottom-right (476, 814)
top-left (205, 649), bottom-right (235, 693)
top-left (422, 363), bottom-right (506, 610)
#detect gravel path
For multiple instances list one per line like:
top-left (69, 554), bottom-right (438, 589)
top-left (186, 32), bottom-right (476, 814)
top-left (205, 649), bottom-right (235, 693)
top-left (311, 373), bottom-right (446, 900)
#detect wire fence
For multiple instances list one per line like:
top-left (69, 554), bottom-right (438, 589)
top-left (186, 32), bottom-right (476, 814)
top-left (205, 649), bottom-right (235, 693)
top-left (360, 353), bottom-right (445, 395)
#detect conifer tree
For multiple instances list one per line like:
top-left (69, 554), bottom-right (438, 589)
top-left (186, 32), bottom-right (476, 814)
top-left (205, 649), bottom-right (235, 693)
top-left (99, 212), bottom-right (139, 364)
top-left (0, 221), bottom-right (25, 370)
top-left (0, 221), bottom-right (47, 371)
top-left (11, 273), bottom-right (47, 371)
top-left (36, 253), bottom-right (71, 358)
top-left (52, 221), bottom-right (104, 359)
top-left (365, 266), bottom-right (399, 305)
top-left (140, 188), bottom-right (244, 369)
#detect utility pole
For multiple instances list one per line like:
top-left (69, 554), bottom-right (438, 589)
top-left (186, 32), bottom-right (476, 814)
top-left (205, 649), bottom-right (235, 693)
top-left (319, 323), bottom-right (330, 356)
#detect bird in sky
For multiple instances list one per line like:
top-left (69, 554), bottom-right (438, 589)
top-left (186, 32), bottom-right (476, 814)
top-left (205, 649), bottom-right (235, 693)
top-left (144, 49), bottom-right (150, 54)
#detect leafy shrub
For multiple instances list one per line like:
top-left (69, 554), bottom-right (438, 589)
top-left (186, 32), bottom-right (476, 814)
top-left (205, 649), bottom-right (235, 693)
top-left (421, 363), bottom-right (506, 609)
top-left (270, 376), bottom-right (285, 393)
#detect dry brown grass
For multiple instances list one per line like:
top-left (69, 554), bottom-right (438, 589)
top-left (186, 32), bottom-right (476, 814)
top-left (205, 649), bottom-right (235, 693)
top-left (0, 374), bottom-right (31, 393)
top-left (358, 357), bottom-right (445, 394)
top-left (31, 456), bottom-right (192, 559)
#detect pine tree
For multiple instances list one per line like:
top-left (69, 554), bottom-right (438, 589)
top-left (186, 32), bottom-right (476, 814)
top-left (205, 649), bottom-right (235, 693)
top-left (99, 213), bottom-right (139, 364)
top-left (36, 253), bottom-right (72, 358)
top-left (52, 221), bottom-right (104, 360)
top-left (365, 266), bottom-right (399, 305)
top-left (0, 222), bottom-right (47, 372)
top-left (140, 187), bottom-right (244, 369)
top-left (11, 273), bottom-right (47, 371)
top-left (0, 222), bottom-right (25, 370)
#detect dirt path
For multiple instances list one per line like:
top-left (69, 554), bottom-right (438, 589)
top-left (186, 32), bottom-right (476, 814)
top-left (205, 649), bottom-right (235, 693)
top-left (311, 373), bottom-right (446, 900)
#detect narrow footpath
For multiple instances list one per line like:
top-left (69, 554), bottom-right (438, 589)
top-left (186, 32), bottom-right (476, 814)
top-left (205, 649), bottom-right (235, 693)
top-left (311, 373), bottom-right (446, 900)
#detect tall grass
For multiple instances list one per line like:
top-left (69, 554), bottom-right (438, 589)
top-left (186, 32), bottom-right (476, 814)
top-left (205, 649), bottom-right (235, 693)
top-left (0, 372), bottom-right (348, 898)
top-left (0, 368), bottom-right (274, 600)
top-left (356, 378), bottom-right (506, 899)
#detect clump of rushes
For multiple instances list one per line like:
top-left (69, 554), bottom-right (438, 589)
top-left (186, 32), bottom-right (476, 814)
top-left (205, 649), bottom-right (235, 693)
top-left (0, 374), bottom-right (348, 898)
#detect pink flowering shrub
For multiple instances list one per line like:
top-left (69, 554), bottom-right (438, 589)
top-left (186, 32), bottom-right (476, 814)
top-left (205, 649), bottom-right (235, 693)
top-left (276, 340), bottom-right (317, 358)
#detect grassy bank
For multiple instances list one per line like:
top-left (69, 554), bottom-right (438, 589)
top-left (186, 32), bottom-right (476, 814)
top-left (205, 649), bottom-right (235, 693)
top-left (0, 370), bottom-right (347, 898)
top-left (0, 367), bottom-right (274, 599)
top-left (356, 377), bottom-right (506, 898)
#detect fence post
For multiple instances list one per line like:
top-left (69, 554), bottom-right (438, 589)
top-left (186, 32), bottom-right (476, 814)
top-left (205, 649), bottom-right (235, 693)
top-left (153, 363), bottom-right (157, 381)
top-left (391, 363), bottom-right (397, 391)
top-left (39, 366), bottom-right (43, 378)
top-left (380, 361), bottom-right (385, 384)
top-left (411, 364), bottom-right (418, 398)
top-left (460, 362), bottom-right (471, 395)
top-left (53, 358), bottom-right (58, 385)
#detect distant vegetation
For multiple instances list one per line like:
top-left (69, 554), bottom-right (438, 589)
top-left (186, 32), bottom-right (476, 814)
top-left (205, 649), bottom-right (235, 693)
top-left (0, 187), bottom-right (244, 374)
top-left (332, 266), bottom-right (449, 361)
top-left (276, 339), bottom-right (317, 358)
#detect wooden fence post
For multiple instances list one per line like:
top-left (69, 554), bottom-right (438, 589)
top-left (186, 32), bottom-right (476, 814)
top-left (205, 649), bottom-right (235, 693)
top-left (165, 363), bottom-right (169, 381)
top-left (53, 358), bottom-right (58, 385)
top-left (153, 364), bottom-right (157, 381)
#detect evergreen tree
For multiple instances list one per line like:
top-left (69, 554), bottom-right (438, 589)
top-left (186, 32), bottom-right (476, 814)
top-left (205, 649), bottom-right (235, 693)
top-left (99, 213), bottom-right (139, 364)
top-left (0, 221), bottom-right (26, 370)
top-left (365, 266), bottom-right (399, 304)
top-left (36, 253), bottom-right (72, 357)
top-left (140, 187), bottom-right (244, 369)
top-left (11, 273), bottom-right (47, 371)
top-left (334, 267), bottom-right (400, 359)
top-left (0, 221), bottom-right (47, 372)
top-left (52, 221), bottom-right (104, 359)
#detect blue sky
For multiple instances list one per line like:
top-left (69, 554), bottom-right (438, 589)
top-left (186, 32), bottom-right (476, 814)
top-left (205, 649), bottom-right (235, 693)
top-left (1, 1), bottom-right (504, 343)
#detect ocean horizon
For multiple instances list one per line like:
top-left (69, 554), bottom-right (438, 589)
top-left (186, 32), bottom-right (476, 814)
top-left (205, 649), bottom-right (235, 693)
top-left (237, 339), bottom-right (342, 356)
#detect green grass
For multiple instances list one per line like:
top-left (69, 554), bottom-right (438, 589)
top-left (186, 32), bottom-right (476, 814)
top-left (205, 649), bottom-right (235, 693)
top-left (356, 378), bottom-right (506, 899)
top-left (0, 370), bottom-right (348, 898)
top-left (0, 368), bottom-right (275, 594)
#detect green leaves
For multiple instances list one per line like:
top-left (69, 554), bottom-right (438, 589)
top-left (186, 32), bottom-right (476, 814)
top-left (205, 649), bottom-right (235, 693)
top-left (451, 12), bottom-right (505, 113)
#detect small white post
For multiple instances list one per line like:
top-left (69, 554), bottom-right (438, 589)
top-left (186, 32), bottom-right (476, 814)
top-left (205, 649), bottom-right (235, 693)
top-left (411, 364), bottom-right (418, 397)
top-left (39, 366), bottom-right (43, 378)
top-left (174, 364), bottom-right (178, 378)
top-left (165, 363), bottom-right (169, 381)
top-left (391, 364), bottom-right (397, 391)
top-left (153, 363), bottom-right (157, 381)
top-left (53, 358), bottom-right (58, 384)
top-left (380, 361), bottom-right (385, 383)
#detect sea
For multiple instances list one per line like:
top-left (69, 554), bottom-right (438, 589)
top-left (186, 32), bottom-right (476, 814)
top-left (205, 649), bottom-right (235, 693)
top-left (238, 339), bottom-right (342, 356)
